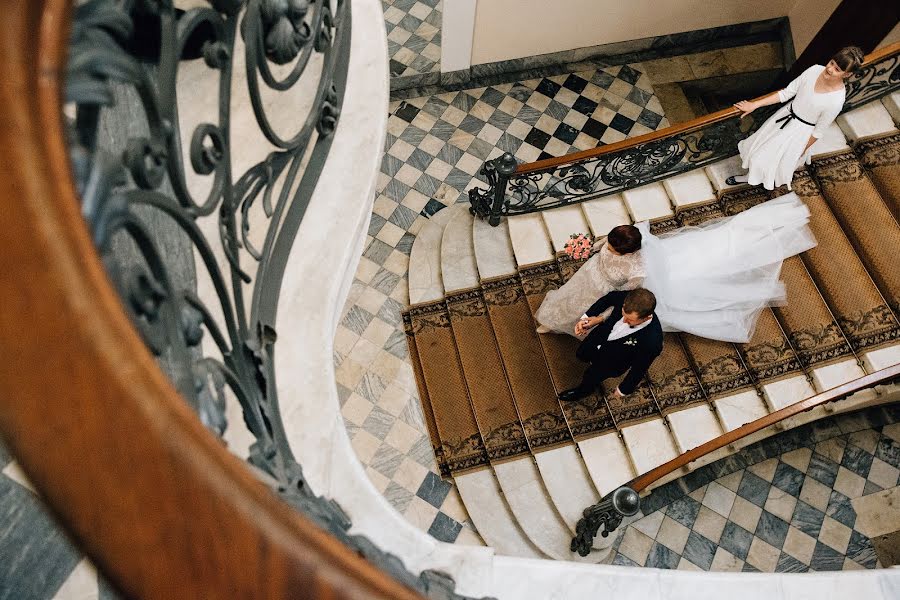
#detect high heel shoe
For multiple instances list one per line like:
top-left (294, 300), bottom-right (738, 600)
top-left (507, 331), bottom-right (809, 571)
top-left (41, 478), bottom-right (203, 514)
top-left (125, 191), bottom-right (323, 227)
top-left (536, 324), bottom-right (551, 334)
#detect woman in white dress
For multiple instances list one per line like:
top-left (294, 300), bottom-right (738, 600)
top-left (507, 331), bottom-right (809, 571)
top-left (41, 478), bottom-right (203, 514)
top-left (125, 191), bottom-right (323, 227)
top-left (538, 195), bottom-right (817, 344)
top-left (727, 46), bottom-right (864, 190)
top-left (535, 225), bottom-right (645, 336)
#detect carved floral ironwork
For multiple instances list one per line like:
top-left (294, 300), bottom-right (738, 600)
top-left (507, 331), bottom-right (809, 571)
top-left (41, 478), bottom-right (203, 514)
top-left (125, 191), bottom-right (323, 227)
top-left (65, 2), bottom-right (487, 598)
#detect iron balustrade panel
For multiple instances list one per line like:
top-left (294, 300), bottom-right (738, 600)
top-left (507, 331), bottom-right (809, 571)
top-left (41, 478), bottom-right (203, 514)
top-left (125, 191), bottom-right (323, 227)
top-left (64, 2), bottom-right (488, 598)
top-left (469, 45), bottom-right (900, 224)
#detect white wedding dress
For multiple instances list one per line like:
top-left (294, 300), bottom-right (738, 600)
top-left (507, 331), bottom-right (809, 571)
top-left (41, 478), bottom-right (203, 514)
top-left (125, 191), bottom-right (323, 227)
top-left (638, 192), bottom-right (817, 343)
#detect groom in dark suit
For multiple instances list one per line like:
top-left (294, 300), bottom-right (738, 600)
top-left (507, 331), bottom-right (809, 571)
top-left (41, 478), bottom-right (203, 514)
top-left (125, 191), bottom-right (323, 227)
top-left (559, 288), bottom-right (663, 401)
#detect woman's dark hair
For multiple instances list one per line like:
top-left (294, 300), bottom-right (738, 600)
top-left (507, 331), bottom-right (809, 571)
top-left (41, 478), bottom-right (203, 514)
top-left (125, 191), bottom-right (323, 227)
top-left (832, 46), bottom-right (864, 74)
top-left (607, 224), bottom-right (642, 254)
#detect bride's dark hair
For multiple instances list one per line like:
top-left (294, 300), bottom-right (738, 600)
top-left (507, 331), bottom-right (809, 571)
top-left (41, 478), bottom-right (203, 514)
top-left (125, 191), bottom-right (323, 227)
top-left (607, 224), bottom-right (642, 254)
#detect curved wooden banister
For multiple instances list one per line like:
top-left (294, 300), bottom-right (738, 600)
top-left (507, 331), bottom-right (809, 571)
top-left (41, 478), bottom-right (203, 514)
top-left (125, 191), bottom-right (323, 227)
top-left (629, 364), bottom-right (900, 493)
top-left (516, 41), bottom-right (900, 176)
top-left (0, 2), bottom-right (421, 598)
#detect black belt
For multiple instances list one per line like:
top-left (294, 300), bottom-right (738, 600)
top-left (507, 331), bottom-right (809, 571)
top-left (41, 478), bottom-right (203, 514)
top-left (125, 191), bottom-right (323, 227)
top-left (774, 104), bottom-right (815, 129)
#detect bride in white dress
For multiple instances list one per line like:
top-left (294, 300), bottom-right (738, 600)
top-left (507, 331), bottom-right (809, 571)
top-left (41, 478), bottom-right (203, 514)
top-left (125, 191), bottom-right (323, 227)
top-left (728, 46), bottom-right (863, 190)
top-left (538, 194), bottom-right (817, 344)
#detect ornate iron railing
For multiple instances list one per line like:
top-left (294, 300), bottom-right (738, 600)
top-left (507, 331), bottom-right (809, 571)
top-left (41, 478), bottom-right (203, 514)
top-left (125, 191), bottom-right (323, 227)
top-left (469, 43), bottom-right (900, 225)
top-left (65, 1), bottom-right (481, 598)
top-left (570, 364), bottom-right (900, 557)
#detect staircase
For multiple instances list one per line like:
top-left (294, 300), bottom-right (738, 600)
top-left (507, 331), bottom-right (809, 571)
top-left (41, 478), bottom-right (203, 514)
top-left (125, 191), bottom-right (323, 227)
top-left (403, 91), bottom-right (900, 562)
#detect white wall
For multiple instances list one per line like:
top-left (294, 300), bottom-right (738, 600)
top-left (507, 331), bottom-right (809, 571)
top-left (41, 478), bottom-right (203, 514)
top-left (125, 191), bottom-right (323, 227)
top-left (787, 0), bottom-right (841, 56)
top-left (470, 0), bottom-right (796, 65)
top-left (442, 0), bottom-right (478, 73)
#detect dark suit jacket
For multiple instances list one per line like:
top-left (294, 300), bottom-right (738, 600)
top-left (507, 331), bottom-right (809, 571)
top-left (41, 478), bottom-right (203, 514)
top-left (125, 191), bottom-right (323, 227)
top-left (576, 290), bottom-right (664, 395)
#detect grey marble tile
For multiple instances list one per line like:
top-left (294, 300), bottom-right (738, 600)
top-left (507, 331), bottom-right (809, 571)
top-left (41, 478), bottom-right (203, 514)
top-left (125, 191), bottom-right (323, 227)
top-left (427, 512), bottom-right (462, 543)
top-left (682, 531), bottom-right (717, 570)
top-left (736, 471), bottom-right (769, 507)
top-left (384, 329), bottom-right (409, 360)
top-left (841, 443), bottom-right (874, 479)
top-left (772, 461), bottom-right (804, 496)
top-left (612, 552), bottom-right (641, 566)
top-left (755, 510), bottom-right (789, 549)
top-left (875, 434), bottom-right (900, 469)
top-left (809, 540), bottom-right (844, 571)
top-left (719, 521), bottom-right (754, 560)
top-left (384, 481), bottom-right (415, 513)
top-left (825, 489), bottom-right (856, 529)
top-left (364, 238), bottom-right (395, 265)
top-left (357, 372), bottom-right (389, 405)
top-left (371, 443), bottom-right (405, 478)
top-left (665, 496), bottom-right (701, 529)
top-left (790, 500), bottom-right (826, 539)
top-left (0, 477), bottom-right (81, 600)
top-left (341, 306), bottom-right (375, 336)
top-left (389, 204), bottom-right (419, 231)
top-left (417, 471), bottom-right (451, 508)
top-left (776, 551), bottom-right (808, 572)
top-left (0, 440), bottom-right (10, 471)
top-left (372, 268), bottom-right (402, 295)
top-left (408, 435), bottom-right (437, 468)
top-left (806, 452), bottom-right (840, 488)
top-left (645, 541), bottom-right (680, 569)
top-left (845, 530), bottom-right (877, 568)
top-left (362, 405), bottom-right (395, 439)
top-left (368, 213), bottom-right (387, 237)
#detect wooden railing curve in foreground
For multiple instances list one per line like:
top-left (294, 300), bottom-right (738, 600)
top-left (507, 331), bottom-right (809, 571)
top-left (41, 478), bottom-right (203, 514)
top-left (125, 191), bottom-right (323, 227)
top-left (570, 364), bottom-right (900, 557)
top-left (0, 2), bottom-right (429, 598)
top-left (469, 42), bottom-right (900, 225)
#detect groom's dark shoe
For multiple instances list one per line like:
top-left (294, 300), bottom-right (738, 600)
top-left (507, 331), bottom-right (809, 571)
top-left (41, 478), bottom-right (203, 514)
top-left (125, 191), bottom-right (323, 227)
top-left (559, 388), bottom-right (587, 402)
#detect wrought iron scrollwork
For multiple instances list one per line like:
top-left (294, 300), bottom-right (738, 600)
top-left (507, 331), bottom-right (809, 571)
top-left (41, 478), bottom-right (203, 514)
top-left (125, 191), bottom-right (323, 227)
top-left (66, 3), bottom-right (492, 598)
top-left (570, 486), bottom-right (641, 557)
top-left (469, 45), bottom-right (900, 225)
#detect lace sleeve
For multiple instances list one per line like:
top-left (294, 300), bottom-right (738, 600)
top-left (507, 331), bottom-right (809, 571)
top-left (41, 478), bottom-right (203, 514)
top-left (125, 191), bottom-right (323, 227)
top-left (622, 254), bottom-right (646, 290)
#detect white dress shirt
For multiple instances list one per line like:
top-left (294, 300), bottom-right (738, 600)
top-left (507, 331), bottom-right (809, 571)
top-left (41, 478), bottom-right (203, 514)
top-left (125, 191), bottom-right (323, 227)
top-left (607, 315), bottom-right (654, 341)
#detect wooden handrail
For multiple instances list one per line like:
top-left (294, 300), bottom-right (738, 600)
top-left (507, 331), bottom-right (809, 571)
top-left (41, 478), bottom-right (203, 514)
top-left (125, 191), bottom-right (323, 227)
top-left (516, 40), bottom-right (900, 175)
top-left (0, 2), bottom-right (422, 598)
top-left (629, 364), bottom-right (900, 493)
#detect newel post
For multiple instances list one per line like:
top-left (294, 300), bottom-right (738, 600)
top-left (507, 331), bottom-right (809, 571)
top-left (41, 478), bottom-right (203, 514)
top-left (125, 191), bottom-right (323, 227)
top-left (467, 152), bottom-right (517, 227)
top-left (570, 486), bottom-right (641, 557)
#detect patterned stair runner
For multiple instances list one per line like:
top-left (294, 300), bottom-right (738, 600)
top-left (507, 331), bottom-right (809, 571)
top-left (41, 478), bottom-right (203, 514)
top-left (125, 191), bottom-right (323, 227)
top-left (856, 132), bottom-right (900, 221)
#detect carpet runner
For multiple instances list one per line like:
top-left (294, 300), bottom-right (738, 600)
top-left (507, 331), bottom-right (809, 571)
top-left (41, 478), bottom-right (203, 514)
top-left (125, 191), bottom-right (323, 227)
top-left (404, 160), bottom-right (900, 479)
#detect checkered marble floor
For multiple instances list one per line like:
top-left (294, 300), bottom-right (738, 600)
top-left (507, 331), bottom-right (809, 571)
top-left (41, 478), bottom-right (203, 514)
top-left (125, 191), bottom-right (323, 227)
top-left (334, 62), bottom-right (669, 545)
top-left (383, 0), bottom-right (442, 78)
top-left (610, 416), bottom-right (900, 571)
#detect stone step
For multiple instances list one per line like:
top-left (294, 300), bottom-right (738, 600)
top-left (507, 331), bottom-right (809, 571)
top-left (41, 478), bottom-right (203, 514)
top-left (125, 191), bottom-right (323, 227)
top-left (507, 213), bottom-right (554, 267)
top-left (473, 216), bottom-right (517, 279)
top-left (621, 419), bottom-right (680, 474)
top-left (408, 204), bottom-right (463, 304)
top-left (621, 183), bottom-right (674, 222)
top-left (540, 205), bottom-right (591, 252)
top-left (532, 446), bottom-right (600, 532)
top-left (579, 194), bottom-right (631, 238)
top-left (666, 404), bottom-right (725, 463)
top-left (836, 101), bottom-right (898, 141)
top-left (577, 432), bottom-right (637, 496)
top-left (455, 471), bottom-right (545, 559)
top-left (494, 460), bottom-right (604, 562)
top-left (883, 91), bottom-right (900, 125)
top-left (440, 207), bottom-right (479, 293)
top-left (663, 170), bottom-right (717, 208)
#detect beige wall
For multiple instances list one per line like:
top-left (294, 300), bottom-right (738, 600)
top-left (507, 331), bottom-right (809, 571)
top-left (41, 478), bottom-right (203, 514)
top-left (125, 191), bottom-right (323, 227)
top-left (787, 0), bottom-right (841, 55)
top-left (470, 0), bottom-right (796, 65)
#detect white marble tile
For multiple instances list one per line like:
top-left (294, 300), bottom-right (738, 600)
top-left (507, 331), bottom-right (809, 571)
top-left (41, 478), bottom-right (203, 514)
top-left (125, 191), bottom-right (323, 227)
top-left (408, 208), bottom-right (452, 304)
top-left (507, 213), bottom-right (554, 266)
top-left (811, 358), bottom-right (866, 392)
top-left (667, 405), bottom-right (724, 457)
top-left (882, 90), bottom-right (900, 126)
top-left (836, 102), bottom-right (898, 141)
top-left (494, 459), bottom-right (603, 562)
top-left (862, 343), bottom-right (900, 372)
top-left (578, 433), bottom-right (636, 495)
top-left (440, 207), bottom-right (479, 292)
top-left (622, 183), bottom-right (674, 222)
top-left (455, 470), bottom-right (545, 559)
top-left (761, 375), bottom-right (816, 430)
top-left (534, 446), bottom-right (600, 533)
top-left (851, 485), bottom-right (900, 538)
top-left (705, 155), bottom-right (745, 193)
top-left (621, 419), bottom-right (679, 474)
top-left (580, 194), bottom-right (632, 237)
top-left (473, 217), bottom-right (518, 279)
top-left (809, 122), bottom-right (850, 156)
top-left (541, 204), bottom-right (591, 252)
top-left (2, 461), bottom-right (37, 494)
top-left (663, 170), bottom-right (716, 207)
top-left (713, 390), bottom-right (770, 431)
top-left (53, 559), bottom-right (98, 600)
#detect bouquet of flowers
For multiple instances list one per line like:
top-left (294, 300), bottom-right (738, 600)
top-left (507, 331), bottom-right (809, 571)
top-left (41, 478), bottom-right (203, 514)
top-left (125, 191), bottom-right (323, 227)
top-left (563, 233), bottom-right (594, 260)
